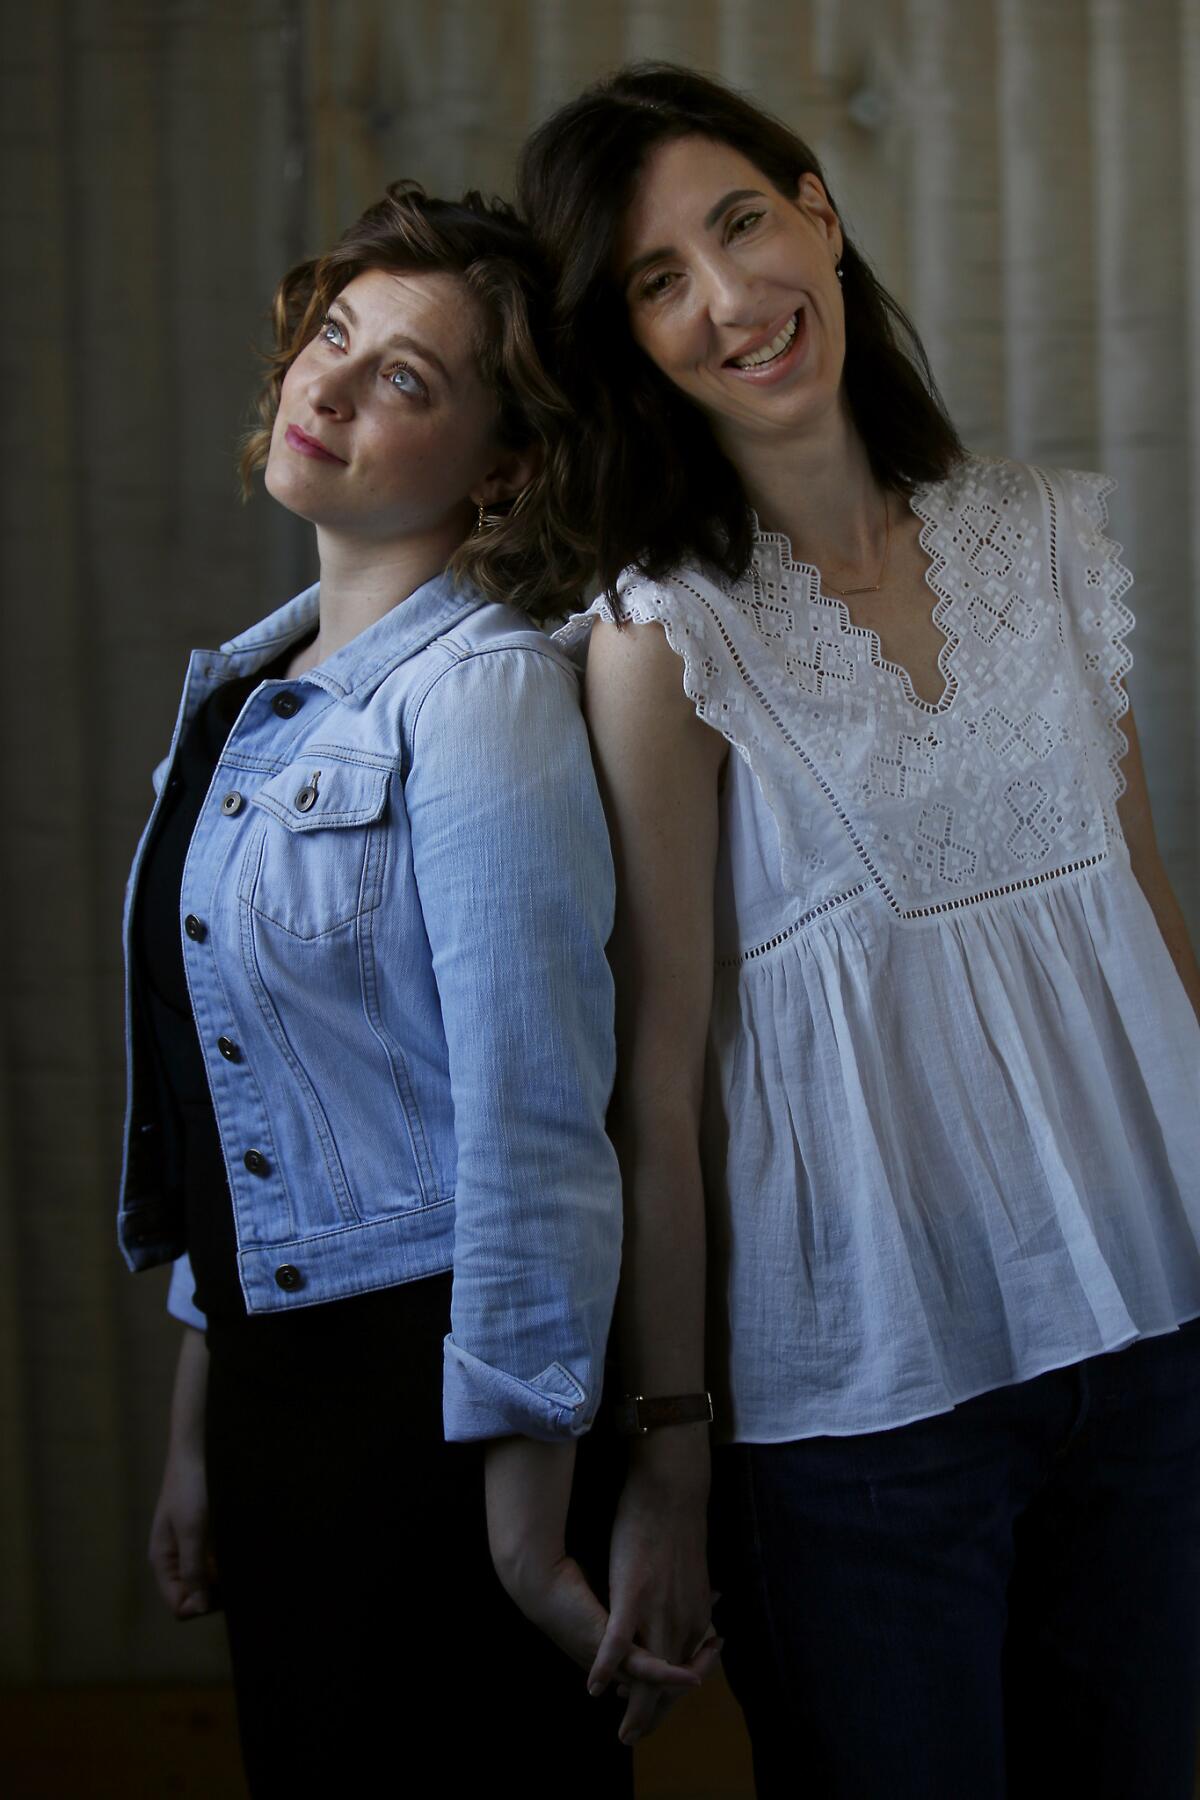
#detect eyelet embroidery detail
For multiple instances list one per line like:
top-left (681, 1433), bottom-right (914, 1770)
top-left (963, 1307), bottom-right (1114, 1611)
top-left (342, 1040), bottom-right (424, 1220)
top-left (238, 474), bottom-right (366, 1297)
top-left (749, 519), bottom-right (960, 717)
top-left (555, 458), bottom-right (1134, 939)
top-left (868, 729), bottom-right (941, 800)
top-left (967, 588), bottom-right (1040, 643)
top-left (911, 804), bottom-right (978, 884)
top-left (981, 708), bottom-right (1061, 763)
top-left (1004, 777), bottom-right (1066, 862)
top-left (1044, 466), bottom-right (1134, 833)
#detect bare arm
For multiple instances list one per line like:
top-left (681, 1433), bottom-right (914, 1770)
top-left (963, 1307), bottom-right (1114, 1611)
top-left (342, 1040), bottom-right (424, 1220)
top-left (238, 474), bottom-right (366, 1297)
top-left (483, 1436), bottom-right (703, 1696)
top-left (582, 619), bottom-right (727, 1735)
top-left (1117, 702), bottom-right (1200, 1021)
top-left (148, 1326), bottom-right (217, 1618)
top-left (483, 1440), bottom-right (605, 1667)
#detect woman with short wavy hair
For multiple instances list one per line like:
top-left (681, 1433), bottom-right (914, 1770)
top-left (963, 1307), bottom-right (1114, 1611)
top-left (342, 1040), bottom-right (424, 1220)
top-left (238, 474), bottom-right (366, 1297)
top-left (121, 181), bottom-right (702, 1794)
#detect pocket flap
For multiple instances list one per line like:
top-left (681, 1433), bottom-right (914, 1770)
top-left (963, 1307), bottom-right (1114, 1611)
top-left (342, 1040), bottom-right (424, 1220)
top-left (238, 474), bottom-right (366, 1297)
top-left (251, 760), bottom-right (390, 832)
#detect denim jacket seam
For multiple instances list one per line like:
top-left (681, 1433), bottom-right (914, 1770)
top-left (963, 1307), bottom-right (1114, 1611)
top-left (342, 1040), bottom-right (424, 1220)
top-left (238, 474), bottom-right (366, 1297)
top-left (251, 800), bottom-right (389, 832)
top-left (274, 741), bottom-right (397, 772)
top-left (356, 857), bottom-right (440, 1206)
top-left (450, 1344), bottom-right (587, 1411)
top-left (240, 1194), bottom-right (456, 1250)
top-left (337, 593), bottom-right (484, 699)
top-left (409, 640), bottom-right (574, 750)
top-left (407, 643), bottom-right (470, 742)
top-left (537, 1360), bottom-right (587, 1406)
top-left (237, 870), bottom-right (361, 1228)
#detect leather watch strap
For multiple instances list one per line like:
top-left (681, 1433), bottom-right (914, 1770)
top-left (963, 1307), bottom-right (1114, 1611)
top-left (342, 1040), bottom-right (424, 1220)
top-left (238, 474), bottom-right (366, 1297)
top-left (614, 1392), bottom-right (714, 1436)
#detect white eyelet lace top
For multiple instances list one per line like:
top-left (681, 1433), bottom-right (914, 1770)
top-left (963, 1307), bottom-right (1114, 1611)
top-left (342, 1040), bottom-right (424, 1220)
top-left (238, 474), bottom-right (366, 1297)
top-left (557, 456), bottom-right (1200, 1444)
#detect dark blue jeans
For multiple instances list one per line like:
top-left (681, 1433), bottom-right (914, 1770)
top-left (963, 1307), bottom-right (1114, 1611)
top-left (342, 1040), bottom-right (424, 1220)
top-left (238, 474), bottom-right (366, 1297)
top-left (711, 1323), bottom-right (1200, 1799)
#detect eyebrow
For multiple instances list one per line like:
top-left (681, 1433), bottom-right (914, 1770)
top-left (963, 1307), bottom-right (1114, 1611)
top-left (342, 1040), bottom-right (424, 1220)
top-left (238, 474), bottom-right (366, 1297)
top-left (328, 295), bottom-right (453, 385)
top-left (704, 187), bottom-right (767, 229)
top-left (621, 188), bottom-right (769, 290)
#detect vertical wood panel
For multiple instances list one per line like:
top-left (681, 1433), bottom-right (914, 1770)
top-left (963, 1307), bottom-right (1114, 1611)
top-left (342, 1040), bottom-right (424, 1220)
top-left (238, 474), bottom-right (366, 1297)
top-left (1180, 0), bottom-right (1200, 824)
top-left (1091, 0), bottom-right (1195, 897)
top-left (717, 0), bottom-right (820, 117)
top-left (998, 0), bottom-right (1097, 462)
top-left (2, 0), bottom-right (1196, 1701)
top-left (799, 0), bottom-right (909, 311)
top-left (5, 0), bottom-right (132, 1682)
top-left (903, 0), bottom-right (1007, 448)
top-left (528, 0), bottom-right (625, 117)
top-left (622, 0), bottom-right (720, 66)
top-left (0, 1042), bottom-right (37, 1679)
top-left (2, 0), bottom-right (312, 1683)
top-left (308, 0), bottom-right (539, 226)
top-left (0, 0), bottom-right (65, 1682)
top-left (111, 0), bottom-right (314, 1682)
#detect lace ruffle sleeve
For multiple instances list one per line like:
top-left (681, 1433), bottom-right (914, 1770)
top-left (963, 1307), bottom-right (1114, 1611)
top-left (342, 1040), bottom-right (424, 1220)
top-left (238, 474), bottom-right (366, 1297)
top-left (1053, 468), bottom-right (1135, 828)
top-left (554, 567), bottom-right (826, 897)
top-left (557, 570), bottom-right (747, 734)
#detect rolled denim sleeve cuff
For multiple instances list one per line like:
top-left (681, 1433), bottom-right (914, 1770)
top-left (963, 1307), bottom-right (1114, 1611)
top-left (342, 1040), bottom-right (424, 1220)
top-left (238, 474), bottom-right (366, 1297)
top-left (167, 1253), bottom-right (208, 1332)
top-left (442, 1336), bottom-right (592, 1443)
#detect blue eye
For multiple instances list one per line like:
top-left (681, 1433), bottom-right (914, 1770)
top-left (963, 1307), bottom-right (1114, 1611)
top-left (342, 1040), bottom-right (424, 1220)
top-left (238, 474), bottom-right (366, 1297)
top-left (321, 316), bottom-right (346, 348)
top-left (386, 362), bottom-right (426, 398)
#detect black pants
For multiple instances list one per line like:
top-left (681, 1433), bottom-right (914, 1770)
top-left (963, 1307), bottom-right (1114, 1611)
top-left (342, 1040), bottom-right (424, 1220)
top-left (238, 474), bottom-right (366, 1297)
top-left (205, 1273), bottom-right (633, 1797)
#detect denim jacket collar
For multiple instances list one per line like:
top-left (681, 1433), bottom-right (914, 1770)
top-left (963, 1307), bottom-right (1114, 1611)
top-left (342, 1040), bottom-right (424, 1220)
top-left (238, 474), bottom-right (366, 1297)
top-left (215, 568), bottom-right (485, 700)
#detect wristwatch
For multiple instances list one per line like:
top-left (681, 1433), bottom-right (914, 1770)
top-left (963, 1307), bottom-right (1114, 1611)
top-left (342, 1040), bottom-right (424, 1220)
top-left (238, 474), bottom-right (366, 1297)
top-left (614, 1391), bottom-right (714, 1436)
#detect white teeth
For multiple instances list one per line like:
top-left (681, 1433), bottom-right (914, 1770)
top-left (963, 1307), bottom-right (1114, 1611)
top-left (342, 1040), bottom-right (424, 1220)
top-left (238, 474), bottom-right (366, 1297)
top-left (732, 313), bottom-right (799, 369)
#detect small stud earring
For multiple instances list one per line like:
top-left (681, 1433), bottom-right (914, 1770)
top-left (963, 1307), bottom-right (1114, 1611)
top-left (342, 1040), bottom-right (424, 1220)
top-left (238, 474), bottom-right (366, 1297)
top-left (836, 262), bottom-right (844, 281)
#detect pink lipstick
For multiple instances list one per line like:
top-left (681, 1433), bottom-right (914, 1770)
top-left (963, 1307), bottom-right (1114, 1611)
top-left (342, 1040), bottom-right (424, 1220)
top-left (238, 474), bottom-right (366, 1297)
top-left (723, 307), bottom-right (809, 385)
top-left (285, 424), bottom-right (346, 464)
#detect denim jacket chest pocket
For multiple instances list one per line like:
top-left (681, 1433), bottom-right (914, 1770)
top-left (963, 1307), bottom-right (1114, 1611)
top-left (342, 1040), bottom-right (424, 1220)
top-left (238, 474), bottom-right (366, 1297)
top-left (238, 755), bottom-right (391, 939)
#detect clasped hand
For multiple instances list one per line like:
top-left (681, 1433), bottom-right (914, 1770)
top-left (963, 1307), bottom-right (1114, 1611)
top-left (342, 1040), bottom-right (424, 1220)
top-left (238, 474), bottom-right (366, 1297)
top-left (486, 1434), bottom-right (721, 1744)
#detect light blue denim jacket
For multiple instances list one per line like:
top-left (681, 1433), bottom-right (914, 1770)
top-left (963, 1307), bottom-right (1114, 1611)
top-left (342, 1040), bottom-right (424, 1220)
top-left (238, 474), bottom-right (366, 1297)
top-left (119, 572), bottom-right (621, 1442)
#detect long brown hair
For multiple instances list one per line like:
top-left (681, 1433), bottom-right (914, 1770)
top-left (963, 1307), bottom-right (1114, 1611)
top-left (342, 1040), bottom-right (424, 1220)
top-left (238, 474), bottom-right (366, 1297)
top-left (517, 63), bottom-right (964, 599)
top-left (241, 181), bottom-right (589, 621)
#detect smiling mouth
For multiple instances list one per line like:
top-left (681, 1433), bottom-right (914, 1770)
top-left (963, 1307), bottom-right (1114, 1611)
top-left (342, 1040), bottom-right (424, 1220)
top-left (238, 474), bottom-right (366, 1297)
top-left (285, 424), bottom-right (346, 464)
top-left (727, 311), bottom-right (800, 370)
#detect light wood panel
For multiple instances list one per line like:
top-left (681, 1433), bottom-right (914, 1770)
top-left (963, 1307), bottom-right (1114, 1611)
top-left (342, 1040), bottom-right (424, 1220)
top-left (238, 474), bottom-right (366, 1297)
top-left (2, 0), bottom-right (1195, 1715)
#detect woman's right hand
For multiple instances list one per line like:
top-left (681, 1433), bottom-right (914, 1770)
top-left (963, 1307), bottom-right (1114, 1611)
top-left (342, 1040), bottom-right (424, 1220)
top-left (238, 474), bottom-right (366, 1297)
top-left (148, 1326), bottom-right (217, 1619)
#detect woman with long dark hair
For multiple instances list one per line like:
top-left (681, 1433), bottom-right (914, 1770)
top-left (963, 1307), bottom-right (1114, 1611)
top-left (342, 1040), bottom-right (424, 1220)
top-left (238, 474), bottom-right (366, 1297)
top-left (519, 64), bottom-right (1200, 1797)
top-left (121, 181), bottom-right (702, 1795)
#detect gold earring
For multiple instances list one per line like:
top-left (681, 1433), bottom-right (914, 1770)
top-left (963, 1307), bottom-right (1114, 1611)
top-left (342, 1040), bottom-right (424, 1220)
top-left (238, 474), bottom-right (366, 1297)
top-left (476, 502), bottom-right (486, 532)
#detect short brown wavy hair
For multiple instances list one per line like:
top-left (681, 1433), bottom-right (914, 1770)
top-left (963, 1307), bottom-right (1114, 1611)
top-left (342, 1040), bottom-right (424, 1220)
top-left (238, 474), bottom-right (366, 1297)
top-left (240, 180), bottom-right (589, 621)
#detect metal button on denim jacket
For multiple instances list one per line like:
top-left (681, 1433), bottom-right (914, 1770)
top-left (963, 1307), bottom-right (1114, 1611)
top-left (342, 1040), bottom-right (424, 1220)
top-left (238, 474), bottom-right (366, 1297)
top-left (119, 571), bottom-right (621, 1442)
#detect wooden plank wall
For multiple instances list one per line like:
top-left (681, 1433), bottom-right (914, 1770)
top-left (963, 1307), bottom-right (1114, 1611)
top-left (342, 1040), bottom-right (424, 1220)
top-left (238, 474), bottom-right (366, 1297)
top-left (2, 0), bottom-right (1196, 1717)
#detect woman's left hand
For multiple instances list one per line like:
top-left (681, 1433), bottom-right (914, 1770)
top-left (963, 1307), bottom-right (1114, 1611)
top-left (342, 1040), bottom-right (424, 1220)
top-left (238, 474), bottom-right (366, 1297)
top-left (484, 1437), bottom-right (705, 1696)
top-left (588, 1431), bottom-right (723, 1743)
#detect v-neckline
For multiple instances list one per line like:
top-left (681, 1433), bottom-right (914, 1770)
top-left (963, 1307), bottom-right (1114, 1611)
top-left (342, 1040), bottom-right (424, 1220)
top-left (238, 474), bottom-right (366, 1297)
top-left (750, 483), bottom-right (959, 716)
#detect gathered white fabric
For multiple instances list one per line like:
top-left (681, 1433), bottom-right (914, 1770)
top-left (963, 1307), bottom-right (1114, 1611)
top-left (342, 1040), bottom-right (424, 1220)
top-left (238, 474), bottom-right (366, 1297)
top-left (557, 456), bottom-right (1200, 1443)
